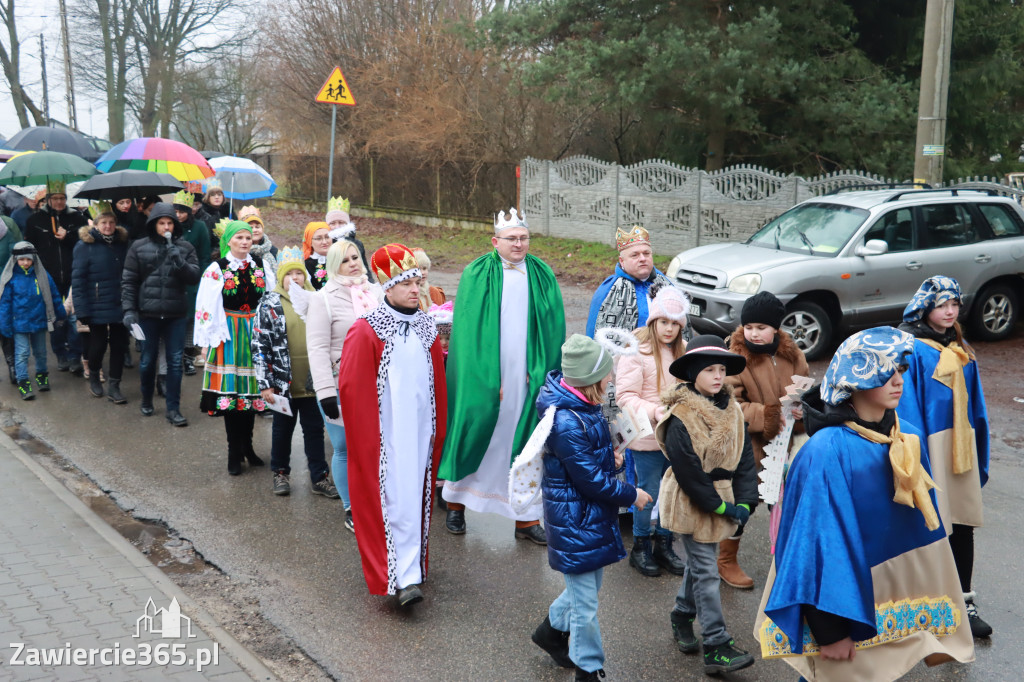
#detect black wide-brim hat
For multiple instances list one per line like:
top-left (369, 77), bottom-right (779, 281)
top-left (669, 334), bottom-right (747, 380)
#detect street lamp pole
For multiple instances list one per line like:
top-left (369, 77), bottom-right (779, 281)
top-left (913, 0), bottom-right (955, 187)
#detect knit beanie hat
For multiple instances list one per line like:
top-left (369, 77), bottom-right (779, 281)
top-left (741, 291), bottom-right (787, 329)
top-left (561, 334), bottom-right (613, 387)
top-left (646, 281), bottom-right (690, 325)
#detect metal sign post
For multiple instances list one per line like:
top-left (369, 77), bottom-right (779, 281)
top-left (314, 66), bottom-right (357, 202)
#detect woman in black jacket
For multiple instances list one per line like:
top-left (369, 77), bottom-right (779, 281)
top-left (121, 203), bottom-right (201, 426)
top-left (72, 204), bottom-right (130, 403)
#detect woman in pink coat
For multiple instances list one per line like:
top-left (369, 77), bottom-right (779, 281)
top-left (614, 282), bottom-right (689, 577)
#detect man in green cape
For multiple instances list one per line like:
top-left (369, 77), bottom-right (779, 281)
top-left (439, 208), bottom-right (565, 544)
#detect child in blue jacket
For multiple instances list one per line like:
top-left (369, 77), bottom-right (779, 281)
top-left (531, 334), bottom-right (652, 681)
top-left (0, 241), bottom-right (66, 399)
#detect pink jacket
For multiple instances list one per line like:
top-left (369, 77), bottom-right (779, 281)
top-left (614, 341), bottom-right (678, 452)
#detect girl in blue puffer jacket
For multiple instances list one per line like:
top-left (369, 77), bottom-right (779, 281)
top-left (530, 334), bottom-right (653, 682)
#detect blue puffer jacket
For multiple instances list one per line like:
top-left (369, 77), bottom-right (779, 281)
top-left (536, 370), bottom-right (637, 575)
top-left (0, 264), bottom-right (66, 337)
top-left (71, 226), bottom-right (130, 325)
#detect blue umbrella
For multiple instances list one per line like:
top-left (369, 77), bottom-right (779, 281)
top-left (206, 156), bottom-right (276, 213)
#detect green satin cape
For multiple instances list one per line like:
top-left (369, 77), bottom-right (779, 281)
top-left (438, 250), bottom-right (565, 481)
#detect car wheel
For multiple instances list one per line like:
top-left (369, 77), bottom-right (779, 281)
top-left (781, 302), bottom-right (833, 361)
top-left (968, 284), bottom-right (1018, 341)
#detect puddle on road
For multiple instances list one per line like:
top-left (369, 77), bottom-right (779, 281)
top-left (2, 422), bottom-right (210, 576)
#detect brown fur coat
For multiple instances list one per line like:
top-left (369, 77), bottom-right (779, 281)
top-left (655, 384), bottom-right (746, 543)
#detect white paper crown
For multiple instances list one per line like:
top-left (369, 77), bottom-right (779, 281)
top-left (494, 207), bottom-right (529, 233)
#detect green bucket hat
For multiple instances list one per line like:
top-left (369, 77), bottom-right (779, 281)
top-left (561, 334), bottom-right (613, 387)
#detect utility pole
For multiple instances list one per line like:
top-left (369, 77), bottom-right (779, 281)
top-left (913, 0), bottom-right (955, 187)
top-left (39, 35), bottom-right (50, 123)
top-left (58, 0), bottom-right (78, 130)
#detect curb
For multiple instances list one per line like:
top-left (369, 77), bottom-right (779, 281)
top-left (0, 428), bottom-right (279, 682)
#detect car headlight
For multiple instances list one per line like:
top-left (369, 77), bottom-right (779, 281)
top-left (666, 256), bottom-right (681, 281)
top-left (728, 274), bottom-right (761, 294)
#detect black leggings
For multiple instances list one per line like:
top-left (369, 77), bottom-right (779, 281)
top-left (949, 523), bottom-right (974, 594)
top-left (87, 323), bottom-right (130, 380)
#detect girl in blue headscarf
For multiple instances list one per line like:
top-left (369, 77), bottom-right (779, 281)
top-left (897, 275), bottom-right (992, 639)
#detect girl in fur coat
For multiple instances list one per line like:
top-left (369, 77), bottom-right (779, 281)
top-left (657, 335), bottom-right (757, 676)
top-left (723, 291), bottom-right (809, 589)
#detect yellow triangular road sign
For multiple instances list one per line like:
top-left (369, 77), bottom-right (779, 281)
top-left (315, 67), bottom-right (356, 106)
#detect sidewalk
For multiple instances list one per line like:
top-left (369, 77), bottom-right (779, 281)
top-left (0, 428), bottom-right (277, 681)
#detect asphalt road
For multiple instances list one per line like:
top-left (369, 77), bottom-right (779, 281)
top-left (7, 270), bottom-right (1022, 681)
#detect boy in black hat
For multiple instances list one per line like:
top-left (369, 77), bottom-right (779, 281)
top-left (655, 334), bottom-right (757, 675)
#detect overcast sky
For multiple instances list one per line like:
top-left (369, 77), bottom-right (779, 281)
top-left (1, 0), bottom-right (109, 142)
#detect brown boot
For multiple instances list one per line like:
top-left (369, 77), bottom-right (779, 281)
top-left (717, 537), bottom-right (754, 589)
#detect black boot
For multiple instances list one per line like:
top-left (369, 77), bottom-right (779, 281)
top-left (140, 392), bottom-right (154, 416)
top-left (653, 534), bottom-right (687, 576)
top-left (629, 537), bottom-right (662, 577)
top-left (107, 379), bottom-right (127, 404)
top-left (89, 372), bottom-right (104, 398)
top-left (156, 374), bottom-right (166, 397)
top-left (123, 349), bottom-right (134, 369)
top-left (182, 354), bottom-right (196, 376)
top-left (574, 668), bottom-right (606, 681)
top-left (966, 594), bottom-right (993, 638)
top-left (244, 443), bottom-right (265, 466)
top-left (531, 616), bottom-right (573, 668)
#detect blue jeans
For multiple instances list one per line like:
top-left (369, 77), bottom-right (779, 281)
top-left (14, 330), bottom-right (48, 381)
top-left (631, 450), bottom-right (671, 538)
top-left (549, 568), bottom-right (605, 673)
top-left (270, 396), bottom-right (328, 483)
top-left (674, 534), bottom-right (730, 646)
top-left (138, 317), bottom-right (186, 411)
top-left (318, 392), bottom-right (349, 508)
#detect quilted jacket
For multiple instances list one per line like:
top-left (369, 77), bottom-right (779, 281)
top-left (536, 371), bottom-right (637, 575)
top-left (71, 226), bottom-right (130, 325)
top-left (121, 204), bottom-right (200, 319)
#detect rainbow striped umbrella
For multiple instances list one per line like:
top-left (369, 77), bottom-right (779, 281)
top-left (95, 137), bottom-right (214, 182)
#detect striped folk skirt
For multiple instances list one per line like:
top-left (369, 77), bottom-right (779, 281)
top-left (199, 310), bottom-right (266, 415)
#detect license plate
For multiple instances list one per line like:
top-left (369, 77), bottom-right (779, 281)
top-left (688, 304), bottom-right (701, 316)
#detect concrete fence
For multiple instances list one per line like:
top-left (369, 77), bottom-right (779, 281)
top-left (518, 156), bottom-right (1024, 254)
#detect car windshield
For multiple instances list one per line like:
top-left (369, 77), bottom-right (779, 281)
top-left (747, 203), bottom-right (869, 257)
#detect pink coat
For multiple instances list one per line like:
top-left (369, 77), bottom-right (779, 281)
top-left (615, 341), bottom-right (678, 452)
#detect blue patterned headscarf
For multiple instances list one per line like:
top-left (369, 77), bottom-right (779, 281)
top-left (903, 276), bottom-right (962, 324)
top-left (820, 326), bottom-right (915, 405)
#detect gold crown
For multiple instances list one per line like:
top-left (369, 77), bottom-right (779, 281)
top-left (88, 201), bottom-right (114, 219)
top-left (172, 190), bottom-right (195, 209)
top-left (238, 205), bottom-right (262, 224)
top-left (213, 217), bottom-right (232, 238)
top-left (328, 196), bottom-right (350, 213)
top-left (615, 224), bottom-right (650, 251)
top-left (46, 178), bottom-right (67, 195)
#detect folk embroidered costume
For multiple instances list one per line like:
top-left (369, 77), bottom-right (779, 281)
top-left (756, 327), bottom-right (973, 681)
top-left (194, 220), bottom-right (275, 475)
top-left (897, 276), bottom-right (992, 638)
top-left (337, 243), bottom-right (448, 599)
top-left (586, 225), bottom-right (674, 337)
top-left (439, 208), bottom-right (565, 536)
top-left (302, 221), bottom-right (331, 290)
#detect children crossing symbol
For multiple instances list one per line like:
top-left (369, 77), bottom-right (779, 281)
top-left (315, 67), bottom-right (356, 106)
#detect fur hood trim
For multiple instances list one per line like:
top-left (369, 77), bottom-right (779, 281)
top-left (728, 326), bottom-right (803, 365)
top-left (661, 381), bottom-right (733, 408)
top-left (78, 225), bottom-right (129, 244)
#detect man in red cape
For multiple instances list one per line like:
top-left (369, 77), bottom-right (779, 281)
top-left (338, 243), bottom-right (447, 607)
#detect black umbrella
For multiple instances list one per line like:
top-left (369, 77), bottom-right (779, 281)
top-left (7, 126), bottom-right (100, 162)
top-left (73, 169), bottom-right (183, 201)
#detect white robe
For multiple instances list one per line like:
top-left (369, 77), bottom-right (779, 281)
top-left (442, 258), bottom-right (537, 520)
top-left (378, 305), bottom-right (433, 588)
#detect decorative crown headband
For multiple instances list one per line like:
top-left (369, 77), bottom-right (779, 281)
top-left (88, 201), bottom-right (114, 219)
top-left (278, 246), bottom-right (303, 267)
top-left (616, 224), bottom-right (651, 251)
top-left (172, 190), bottom-right (195, 209)
top-left (328, 196), bottom-right (351, 214)
top-left (494, 207), bottom-right (528, 233)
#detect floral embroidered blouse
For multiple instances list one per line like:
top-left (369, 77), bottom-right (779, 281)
top-left (305, 256), bottom-right (329, 291)
top-left (193, 255), bottom-right (275, 348)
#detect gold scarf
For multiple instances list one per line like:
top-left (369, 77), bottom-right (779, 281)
top-left (844, 418), bottom-right (941, 531)
top-left (917, 338), bottom-right (974, 474)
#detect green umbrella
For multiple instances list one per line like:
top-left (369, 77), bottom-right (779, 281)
top-left (0, 150), bottom-right (98, 187)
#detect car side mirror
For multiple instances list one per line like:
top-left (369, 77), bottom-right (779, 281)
top-left (855, 239), bottom-right (889, 257)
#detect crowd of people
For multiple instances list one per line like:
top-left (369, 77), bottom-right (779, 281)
top-left (0, 184), bottom-right (996, 680)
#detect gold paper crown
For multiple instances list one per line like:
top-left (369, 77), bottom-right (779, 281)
top-left (213, 217), bottom-right (232, 238)
top-left (615, 224), bottom-right (651, 251)
top-left (88, 201), bottom-right (114, 219)
top-left (238, 205), bottom-right (262, 224)
top-left (46, 178), bottom-right (67, 195)
top-left (279, 246), bottom-right (303, 266)
top-left (172, 190), bottom-right (195, 209)
top-left (328, 196), bottom-right (350, 213)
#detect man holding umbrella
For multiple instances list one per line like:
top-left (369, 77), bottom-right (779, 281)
top-left (25, 179), bottom-right (85, 374)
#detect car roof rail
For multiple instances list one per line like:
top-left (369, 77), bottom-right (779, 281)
top-left (827, 182), bottom-right (931, 195)
top-left (884, 187), bottom-right (1002, 202)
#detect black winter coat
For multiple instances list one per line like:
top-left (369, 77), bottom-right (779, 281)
top-left (121, 205), bottom-right (201, 319)
top-left (25, 205), bottom-right (87, 293)
top-left (71, 226), bottom-right (130, 325)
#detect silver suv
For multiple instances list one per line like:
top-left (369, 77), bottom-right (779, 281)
top-left (666, 188), bottom-right (1024, 359)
